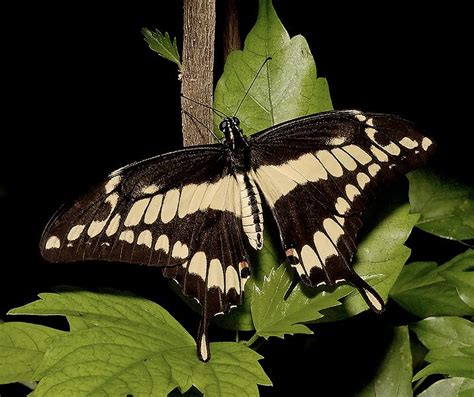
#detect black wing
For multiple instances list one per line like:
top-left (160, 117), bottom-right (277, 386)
top-left (40, 145), bottom-right (250, 361)
top-left (249, 110), bottom-right (435, 311)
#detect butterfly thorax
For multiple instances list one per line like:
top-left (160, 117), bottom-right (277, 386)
top-left (220, 117), bottom-right (249, 159)
top-left (219, 117), bottom-right (263, 250)
top-left (220, 117), bottom-right (252, 176)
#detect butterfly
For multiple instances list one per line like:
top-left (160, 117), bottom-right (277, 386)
top-left (40, 109), bottom-right (434, 361)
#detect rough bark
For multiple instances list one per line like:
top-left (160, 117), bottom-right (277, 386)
top-left (180, 0), bottom-right (216, 147)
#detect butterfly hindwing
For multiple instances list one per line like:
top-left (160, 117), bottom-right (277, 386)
top-left (162, 209), bottom-right (249, 360)
top-left (40, 145), bottom-right (250, 361)
top-left (250, 110), bottom-right (435, 311)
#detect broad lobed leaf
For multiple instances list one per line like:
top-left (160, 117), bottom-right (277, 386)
top-left (213, 0), bottom-right (332, 136)
top-left (0, 322), bottom-right (64, 385)
top-left (9, 288), bottom-right (192, 337)
top-left (8, 291), bottom-right (270, 396)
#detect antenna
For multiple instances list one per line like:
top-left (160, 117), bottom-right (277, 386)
top-left (233, 57), bottom-right (272, 117)
top-left (181, 94), bottom-right (228, 119)
top-left (181, 109), bottom-right (222, 142)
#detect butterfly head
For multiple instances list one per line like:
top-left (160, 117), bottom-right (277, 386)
top-left (219, 117), bottom-right (245, 148)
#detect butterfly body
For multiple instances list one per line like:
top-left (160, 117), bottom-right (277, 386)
top-left (41, 110), bottom-right (435, 361)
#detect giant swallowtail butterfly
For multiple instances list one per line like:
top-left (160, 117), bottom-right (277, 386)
top-left (41, 109), bottom-right (434, 361)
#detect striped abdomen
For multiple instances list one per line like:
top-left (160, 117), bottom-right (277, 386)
top-left (237, 173), bottom-right (264, 250)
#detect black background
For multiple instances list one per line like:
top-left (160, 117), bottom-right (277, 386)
top-left (1, 1), bottom-right (472, 396)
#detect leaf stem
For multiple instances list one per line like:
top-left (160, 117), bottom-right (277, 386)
top-left (412, 376), bottom-right (427, 393)
top-left (246, 332), bottom-right (260, 348)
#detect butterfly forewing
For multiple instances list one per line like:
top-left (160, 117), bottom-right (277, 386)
top-left (250, 110), bottom-right (435, 311)
top-left (40, 145), bottom-right (250, 361)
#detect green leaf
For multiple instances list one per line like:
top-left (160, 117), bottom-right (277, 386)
top-left (413, 356), bottom-right (474, 381)
top-left (319, 202), bottom-right (418, 321)
top-left (418, 377), bottom-right (474, 397)
top-left (142, 28), bottom-right (181, 69)
top-left (411, 317), bottom-right (474, 382)
top-left (390, 250), bottom-right (474, 318)
top-left (441, 270), bottom-right (474, 309)
top-left (355, 326), bottom-right (412, 397)
top-left (0, 322), bottom-right (64, 385)
top-left (213, 0), bottom-right (332, 137)
top-left (411, 317), bottom-right (474, 362)
top-left (9, 291), bottom-right (270, 396)
top-left (251, 265), bottom-right (351, 339)
top-left (408, 168), bottom-right (474, 241)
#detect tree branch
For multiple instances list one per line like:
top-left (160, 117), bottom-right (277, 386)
top-left (180, 0), bottom-right (216, 147)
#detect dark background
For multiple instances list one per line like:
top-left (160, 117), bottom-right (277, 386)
top-left (1, 1), bottom-right (472, 395)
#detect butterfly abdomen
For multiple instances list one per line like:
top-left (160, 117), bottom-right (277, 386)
top-left (237, 173), bottom-right (264, 250)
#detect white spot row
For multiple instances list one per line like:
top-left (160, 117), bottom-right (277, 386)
top-left (74, 176), bottom-right (243, 245)
top-left (289, 217), bottom-right (345, 278)
top-left (187, 251), bottom-right (248, 294)
top-left (252, 143), bottom-right (375, 208)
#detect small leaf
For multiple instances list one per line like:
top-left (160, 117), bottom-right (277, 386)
top-left (0, 322), bottom-right (64, 385)
top-left (214, 0), bottom-right (332, 136)
top-left (408, 168), bottom-right (474, 241)
top-left (9, 291), bottom-right (270, 396)
top-left (413, 356), bottom-right (474, 381)
top-left (418, 377), bottom-right (474, 397)
top-left (142, 28), bottom-right (181, 69)
top-left (251, 264), bottom-right (351, 339)
top-left (390, 250), bottom-right (474, 318)
top-left (355, 326), bottom-right (412, 397)
top-left (411, 317), bottom-right (474, 362)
